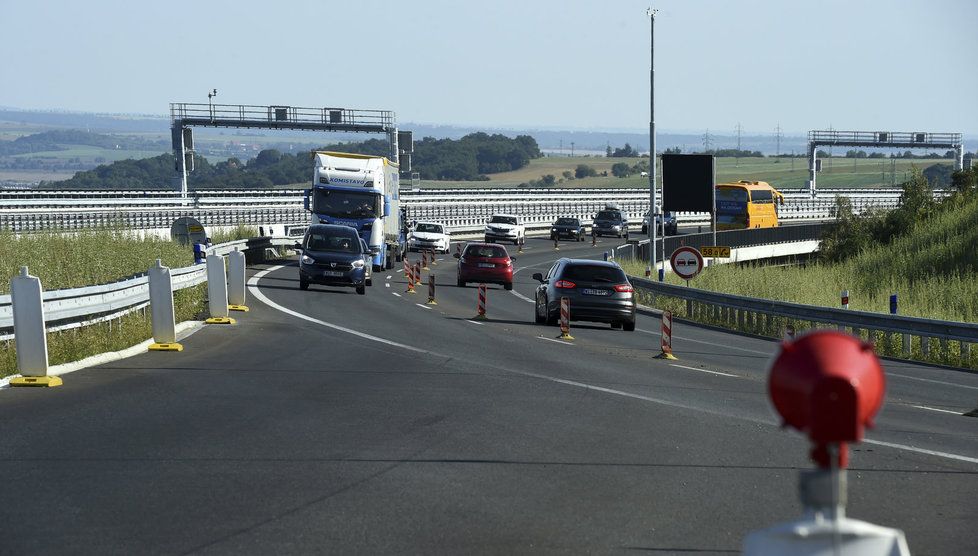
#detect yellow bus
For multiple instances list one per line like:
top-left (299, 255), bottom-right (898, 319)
top-left (715, 180), bottom-right (785, 230)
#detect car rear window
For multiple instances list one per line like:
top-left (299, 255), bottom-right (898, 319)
top-left (556, 218), bottom-right (578, 225)
top-left (490, 216), bottom-right (517, 225)
top-left (415, 223), bottom-right (443, 233)
top-left (561, 264), bottom-right (627, 283)
top-left (596, 210), bottom-right (620, 220)
top-left (465, 245), bottom-right (508, 258)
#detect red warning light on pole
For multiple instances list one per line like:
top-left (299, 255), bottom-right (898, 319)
top-left (767, 330), bottom-right (885, 468)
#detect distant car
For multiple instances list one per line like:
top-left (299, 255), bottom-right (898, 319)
top-left (533, 258), bottom-right (636, 330)
top-left (454, 242), bottom-right (514, 290)
top-left (591, 209), bottom-right (629, 239)
top-left (296, 224), bottom-right (373, 295)
top-left (484, 214), bottom-right (525, 245)
top-left (641, 211), bottom-right (677, 236)
top-left (409, 221), bottom-right (451, 253)
top-left (550, 217), bottom-right (585, 241)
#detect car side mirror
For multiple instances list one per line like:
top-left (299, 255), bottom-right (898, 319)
top-left (532, 272), bottom-right (544, 283)
top-left (293, 242), bottom-right (302, 250)
top-left (370, 247), bottom-right (380, 255)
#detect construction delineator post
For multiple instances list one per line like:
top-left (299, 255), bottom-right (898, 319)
top-left (227, 249), bottom-right (249, 312)
top-left (473, 283), bottom-right (488, 320)
top-left (426, 274), bottom-right (437, 305)
top-left (205, 254), bottom-right (236, 325)
top-left (557, 296), bottom-right (574, 340)
top-left (655, 310), bottom-right (677, 360)
top-left (148, 259), bottom-right (183, 352)
top-left (9, 266), bottom-right (61, 387)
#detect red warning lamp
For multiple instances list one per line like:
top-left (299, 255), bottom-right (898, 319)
top-left (768, 330), bottom-right (885, 468)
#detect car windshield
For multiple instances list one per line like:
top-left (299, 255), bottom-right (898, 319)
top-left (596, 210), bottom-right (620, 220)
top-left (490, 216), bottom-right (517, 225)
top-left (415, 223), bottom-right (444, 234)
top-left (305, 231), bottom-right (361, 253)
top-left (555, 218), bottom-right (578, 225)
top-left (465, 245), bottom-right (508, 258)
top-left (312, 189), bottom-right (382, 219)
top-left (562, 264), bottom-right (627, 283)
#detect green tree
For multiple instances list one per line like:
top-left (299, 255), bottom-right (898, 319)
top-left (611, 162), bottom-right (630, 178)
top-left (575, 164), bottom-right (597, 179)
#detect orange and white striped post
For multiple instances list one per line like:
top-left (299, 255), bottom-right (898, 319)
top-left (657, 310), bottom-right (677, 359)
top-left (558, 296), bottom-right (574, 340)
top-left (473, 283), bottom-right (488, 320)
top-left (429, 249), bottom-right (437, 266)
top-left (413, 263), bottom-right (421, 291)
top-left (406, 261), bottom-right (416, 293)
top-left (422, 250), bottom-right (430, 270)
top-left (403, 256), bottom-right (410, 279)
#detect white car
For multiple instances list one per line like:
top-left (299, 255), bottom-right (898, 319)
top-left (484, 214), bottom-right (525, 245)
top-left (408, 221), bottom-right (451, 253)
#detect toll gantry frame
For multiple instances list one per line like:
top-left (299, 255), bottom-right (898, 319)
top-left (170, 103), bottom-right (410, 197)
top-left (806, 130), bottom-right (963, 197)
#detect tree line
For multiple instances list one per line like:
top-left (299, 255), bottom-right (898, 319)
top-left (45, 133), bottom-right (541, 189)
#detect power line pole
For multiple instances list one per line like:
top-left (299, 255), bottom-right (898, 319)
top-left (735, 122), bottom-right (743, 167)
top-left (570, 142), bottom-right (575, 157)
top-left (775, 123), bottom-right (783, 157)
top-left (702, 128), bottom-right (712, 152)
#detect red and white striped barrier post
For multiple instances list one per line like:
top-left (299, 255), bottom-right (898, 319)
top-left (657, 310), bottom-right (677, 359)
top-left (406, 261), bottom-right (416, 293)
top-left (403, 256), bottom-right (410, 279)
top-left (429, 249), bottom-right (437, 266)
top-left (413, 263), bottom-right (421, 292)
top-left (474, 283), bottom-right (488, 320)
top-left (422, 250), bottom-right (429, 270)
top-left (558, 296), bottom-right (574, 340)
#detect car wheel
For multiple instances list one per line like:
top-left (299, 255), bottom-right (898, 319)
top-left (299, 277), bottom-right (309, 291)
top-left (356, 284), bottom-right (366, 295)
top-left (504, 282), bottom-right (513, 291)
top-left (545, 307), bottom-right (558, 326)
top-left (611, 322), bottom-right (623, 329)
top-left (457, 278), bottom-right (465, 288)
top-left (366, 277), bottom-right (373, 286)
top-left (534, 301), bottom-right (546, 324)
top-left (623, 321), bottom-right (636, 331)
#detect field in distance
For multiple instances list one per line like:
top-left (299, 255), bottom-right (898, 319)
top-left (419, 155), bottom-right (954, 190)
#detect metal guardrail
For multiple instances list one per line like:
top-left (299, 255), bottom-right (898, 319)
top-left (0, 237), bottom-right (295, 341)
top-left (628, 277), bottom-right (976, 367)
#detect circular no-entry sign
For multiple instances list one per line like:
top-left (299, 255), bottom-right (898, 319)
top-left (670, 246), bottom-right (704, 280)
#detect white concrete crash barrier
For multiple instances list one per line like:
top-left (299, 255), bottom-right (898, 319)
top-left (227, 249), bottom-right (249, 312)
top-left (205, 254), bottom-right (235, 325)
top-left (10, 266), bottom-right (60, 387)
top-left (148, 260), bottom-right (182, 351)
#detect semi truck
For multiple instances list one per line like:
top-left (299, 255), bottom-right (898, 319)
top-left (303, 151), bottom-right (406, 271)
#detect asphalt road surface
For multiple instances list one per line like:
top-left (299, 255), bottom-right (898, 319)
top-left (1, 236), bottom-right (975, 555)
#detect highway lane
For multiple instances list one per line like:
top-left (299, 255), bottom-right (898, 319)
top-left (0, 235), bottom-right (975, 554)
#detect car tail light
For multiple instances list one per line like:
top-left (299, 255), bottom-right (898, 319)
top-left (555, 280), bottom-right (576, 289)
top-left (614, 284), bottom-right (633, 293)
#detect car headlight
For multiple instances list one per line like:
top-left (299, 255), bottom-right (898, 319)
top-left (551, 227), bottom-right (557, 232)
top-left (351, 259), bottom-right (365, 268)
top-left (301, 255), bottom-right (315, 264)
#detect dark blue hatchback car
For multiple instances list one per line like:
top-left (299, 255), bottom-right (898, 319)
top-left (296, 224), bottom-right (373, 294)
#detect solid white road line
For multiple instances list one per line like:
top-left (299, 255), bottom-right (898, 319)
top-left (247, 264), bottom-right (978, 466)
top-left (911, 405), bottom-right (963, 415)
top-left (248, 266), bottom-right (428, 354)
top-left (392, 292), bottom-right (401, 297)
top-left (416, 303), bottom-right (432, 310)
top-left (465, 320), bottom-right (485, 326)
top-left (888, 372), bottom-right (978, 391)
top-left (510, 290), bottom-right (534, 303)
top-left (669, 363), bottom-right (738, 378)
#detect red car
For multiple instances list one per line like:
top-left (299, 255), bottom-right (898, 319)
top-left (455, 243), bottom-right (514, 290)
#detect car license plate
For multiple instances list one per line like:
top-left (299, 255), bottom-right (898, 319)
top-left (478, 263), bottom-right (495, 268)
top-left (323, 270), bottom-right (344, 277)
top-left (582, 288), bottom-right (609, 296)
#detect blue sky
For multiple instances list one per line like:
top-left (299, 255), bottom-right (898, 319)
top-left (1, 0), bottom-right (975, 134)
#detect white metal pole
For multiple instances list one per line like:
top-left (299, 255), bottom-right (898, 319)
top-left (648, 7), bottom-right (658, 280)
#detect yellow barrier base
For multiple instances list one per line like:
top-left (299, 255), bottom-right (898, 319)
top-left (472, 313), bottom-right (488, 320)
top-left (205, 317), bottom-right (236, 325)
top-left (228, 305), bottom-right (250, 312)
top-left (149, 342), bottom-right (184, 352)
top-left (655, 351), bottom-right (678, 360)
top-left (10, 375), bottom-right (63, 387)
top-left (558, 332), bottom-right (574, 340)
top-left (426, 299), bottom-right (438, 305)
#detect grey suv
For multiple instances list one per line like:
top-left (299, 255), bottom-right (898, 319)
top-left (532, 259), bottom-right (636, 331)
